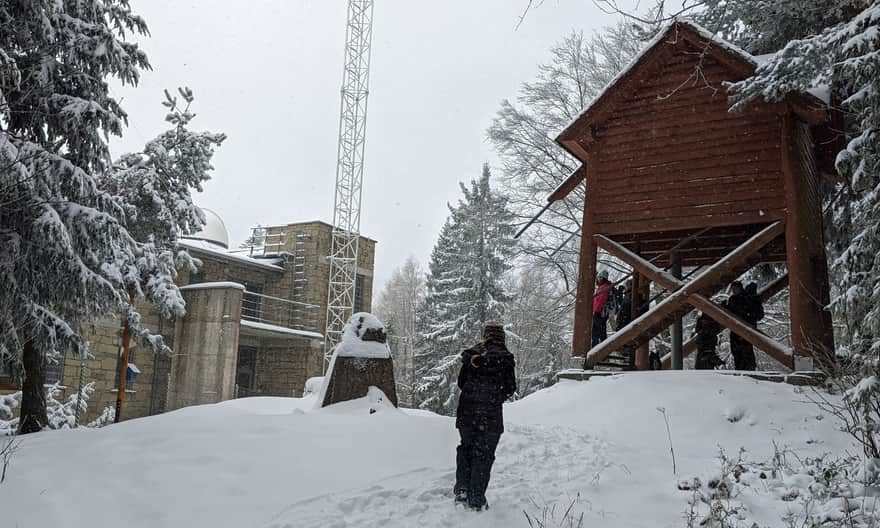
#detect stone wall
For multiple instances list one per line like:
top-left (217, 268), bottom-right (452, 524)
top-left (264, 221), bottom-right (377, 333)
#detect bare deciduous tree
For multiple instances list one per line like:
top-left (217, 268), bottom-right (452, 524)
top-left (487, 23), bottom-right (645, 303)
top-left (374, 256), bottom-right (426, 407)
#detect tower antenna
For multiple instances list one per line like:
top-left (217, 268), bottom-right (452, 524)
top-left (324, 0), bottom-right (375, 369)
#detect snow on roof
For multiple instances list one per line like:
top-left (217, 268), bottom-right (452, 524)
top-left (240, 319), bottom-right (324, 340)
top-left (178, 238), bottom-right (284, 272)
top-left (179, 281), bottom-right (246, 292)
top-left (334, 312), bottom-right (391, 359)
top-left (558, 20), bottom-right (829, 141)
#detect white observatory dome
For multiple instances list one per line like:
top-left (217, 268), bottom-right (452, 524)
top-left (184, 207), bottom-right (229, 249)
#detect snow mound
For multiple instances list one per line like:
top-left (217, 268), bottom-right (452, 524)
top-left (0, 371), bottom-right (850, 528)
top-left (302, 376), bottom-right (324, 397)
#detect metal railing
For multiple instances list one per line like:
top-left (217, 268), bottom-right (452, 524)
top-left (241, 290), bottom-right (321, 334)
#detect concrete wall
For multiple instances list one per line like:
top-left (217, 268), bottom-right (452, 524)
top-left (167, 284), bottom-right (244, 410)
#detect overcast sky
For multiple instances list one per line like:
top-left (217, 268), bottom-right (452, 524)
top-left (110, 0), bottom-right (621, 292)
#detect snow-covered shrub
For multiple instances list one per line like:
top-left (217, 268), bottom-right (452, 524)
top-left (0, 383), bottom-right (114, 435)
top-left (681, 446), bottom-right (880, 527)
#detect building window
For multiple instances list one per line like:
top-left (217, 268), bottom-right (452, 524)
top-left (354, 274), bottom-right (366, 313)
top-left (235, 347), bottom-right (258, 397)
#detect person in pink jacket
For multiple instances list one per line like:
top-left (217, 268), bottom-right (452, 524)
top-left (592, 270), bottom-right (612, 346)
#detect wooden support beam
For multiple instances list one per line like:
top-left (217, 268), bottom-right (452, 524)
top-left (782, 115), bottom-right (836, 371)
top-left (687, 294), bottom-right (794, 369)
top-left (662, 272), bottom-right (790, 367)
top-left (587, 222), bottom-right (787, 368)
top-left (573, 151), bottom-right (598, 360)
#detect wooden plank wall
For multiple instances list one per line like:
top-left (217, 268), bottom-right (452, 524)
top-left (592, 50), bottom-right (787, 238)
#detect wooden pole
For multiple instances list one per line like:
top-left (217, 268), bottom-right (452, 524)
top-left (573, 152), bottom-right (597, 365)
top-left (114, 287), bottom-right (135, 423)
top-left (781, 114), bottom-right (836, 371)
top-left (670, 252), bottom-right (683, 370)
top-left (637, 276), bottom-right (651, 369)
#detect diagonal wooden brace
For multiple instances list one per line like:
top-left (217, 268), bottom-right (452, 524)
top-left (587, 222), bottom-right (791, 368)
top-left (662, 272), bottom-right (790, 368)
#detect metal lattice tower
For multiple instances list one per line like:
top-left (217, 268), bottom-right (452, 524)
top-left (324, 0), bottom-right (375, 368)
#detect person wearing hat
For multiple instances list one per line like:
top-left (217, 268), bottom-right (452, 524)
top-left (592, 269), bottom-right (613, 346)
top-left (454, 321), bottom-right (517, 511)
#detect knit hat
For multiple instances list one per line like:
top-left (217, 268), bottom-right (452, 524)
top-left (598, 269), bottom-right (609, 281)
top-left (482, 321), bottom-right (506, 343)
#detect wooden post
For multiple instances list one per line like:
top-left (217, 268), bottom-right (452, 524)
top-left (781, 115), bottom-right (835, 371)
top-left (637, 277), bottom-right (651, 369)
top-left (670, 252), bottom-right (683, 370)
top-left (573, 225), bottom-right (597, 363)
top-left (573, 155), bottom-right (597, 365)
top-left (114, 288), bottom-right (135, 423)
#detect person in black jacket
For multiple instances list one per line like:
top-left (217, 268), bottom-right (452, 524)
top-left (744, 282), bottom-right (765, 328)
top-left (454, 321), bottom-right (517, 511)
top-left (726, 281), bottom-right (756, 370)
top-left (693, 312), bottom-right (724, 369)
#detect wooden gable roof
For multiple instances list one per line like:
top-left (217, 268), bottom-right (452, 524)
top-left (555, 20), bottom-right (828, 166)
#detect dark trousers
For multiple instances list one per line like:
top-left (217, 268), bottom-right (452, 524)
top-left (592, 313), bottom-right (608, 347)
top-left (455, 426), bottom-right (501, 508)
top-left (695, 347), bottom-right (722, 369)
top-left (730, 335), bottom-right (756, 370)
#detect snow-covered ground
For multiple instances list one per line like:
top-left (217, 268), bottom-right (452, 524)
top-left (1, 372), bottom-right (849, 527)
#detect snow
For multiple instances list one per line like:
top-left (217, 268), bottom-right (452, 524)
top-left (0, 371), bottom-right (850, 527)
top-left (334, 312), bottom-right (392, 359)
top-left (178, 281), bottom-right (245, 291)
top-left (240, 319), bottom-right (324, 340)
top-left (753, 53), bottom-right (831, 104)
top-left (178, 238), bottom-right (284, 272)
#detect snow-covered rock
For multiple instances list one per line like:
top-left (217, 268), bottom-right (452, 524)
top-left (335, 312), bottom-right (391, 359)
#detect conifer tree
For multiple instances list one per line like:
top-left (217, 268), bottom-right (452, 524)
top-left (0, 2), bottom-right (225, 433)
top-left (413, 164), bottom-right (516, 414)
top-left (0, 0), bottom-right (151, 433)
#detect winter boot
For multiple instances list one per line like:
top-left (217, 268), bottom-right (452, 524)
top-left (454, 488), bottom-right (468, 504)
top-left (467, 499), bottom-right (489, 512)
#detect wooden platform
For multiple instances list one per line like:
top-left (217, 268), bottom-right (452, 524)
top-left (556, 369), bottom-right (827, 387)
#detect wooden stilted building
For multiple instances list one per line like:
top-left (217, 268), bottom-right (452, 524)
top-left (548, 21), bottom-right (839, 372)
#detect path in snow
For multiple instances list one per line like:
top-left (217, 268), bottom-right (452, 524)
top-left (260, 423), bottom-right (618, 528)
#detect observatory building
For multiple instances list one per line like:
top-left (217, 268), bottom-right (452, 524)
top-left (0, 209), bottom-right (377, 423)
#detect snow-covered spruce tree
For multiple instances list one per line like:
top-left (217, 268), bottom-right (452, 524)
top-left (101, 88), bottom-right (226, 345)
top-left (0, 1), bottom-right (150, 433)
top-left (413, 164), bottom-right (516, 415)
top-left (487, 23), bottom-right (644, 301)
top-left (374, 256), bottom-right (426, 407)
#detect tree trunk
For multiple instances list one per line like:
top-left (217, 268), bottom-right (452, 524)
top-left (18, 340), bottom-right (47, 434)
